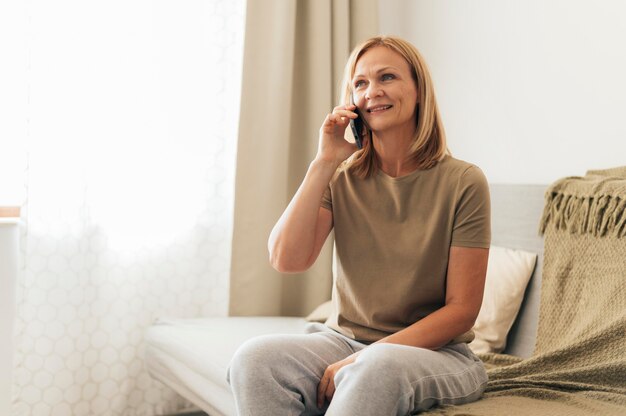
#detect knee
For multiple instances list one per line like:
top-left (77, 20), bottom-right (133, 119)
top-left (353, 344), bottom-right (416, 376)
top-left (330, 344), bottom-right (417, 414)
top-left (335, 344), bottom-right (414, 387)
top-left (228, 335), bottom-right (284, 385)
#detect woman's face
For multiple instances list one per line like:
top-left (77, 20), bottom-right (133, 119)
top-left (351, 46), bottom-right (419, 137)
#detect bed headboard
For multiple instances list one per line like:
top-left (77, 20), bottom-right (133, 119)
top-left (489, 184), bottom-right (547, 358)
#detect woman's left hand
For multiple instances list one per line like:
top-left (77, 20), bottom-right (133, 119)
top-left (317, 351), bottom-right (361, 409)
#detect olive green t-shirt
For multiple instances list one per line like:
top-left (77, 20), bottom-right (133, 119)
top-left (320, 155), bottom-right (491, 344)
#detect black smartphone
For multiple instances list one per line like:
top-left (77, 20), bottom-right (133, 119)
top-left (349, 95), bottom-right (365, 149)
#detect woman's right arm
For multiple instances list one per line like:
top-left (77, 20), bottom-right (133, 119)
top-left (268, 104), bottom-right (361, 273)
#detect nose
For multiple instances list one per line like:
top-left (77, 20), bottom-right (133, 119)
top-left (365, 83), bottom-right (384, 100)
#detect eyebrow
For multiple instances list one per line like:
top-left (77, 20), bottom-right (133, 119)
top-left (353, 66), bottom-right (398, 79)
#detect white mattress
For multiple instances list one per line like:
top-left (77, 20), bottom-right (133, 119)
top-left (144, 316), bottom-right (310, 416)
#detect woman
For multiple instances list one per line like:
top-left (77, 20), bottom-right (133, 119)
top-left (228, 35), bottom-right (490, 415)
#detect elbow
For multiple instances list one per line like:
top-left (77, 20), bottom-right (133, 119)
top-left (269, 246), bottom-right (310, 274)
top-left (461, 317), bottom-right (477, 335)
top-left (461, 310), bottom-right (480, 334)
top-left (448, 302), bottom-right (480, 334)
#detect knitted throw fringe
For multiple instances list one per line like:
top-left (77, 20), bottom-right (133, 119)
top-left (539, 166), bottom-right (626, 238)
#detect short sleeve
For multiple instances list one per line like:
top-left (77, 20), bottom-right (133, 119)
top-left (451, 166), bottom-right (491, 248)
top-left (321, 161), bottom-right (350, 211)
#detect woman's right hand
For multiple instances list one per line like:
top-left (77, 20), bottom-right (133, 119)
top-left (316, 104), bottom-right (364, 166)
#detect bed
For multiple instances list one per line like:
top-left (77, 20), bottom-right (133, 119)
top-left (144, 184), bottom-right (547, 416)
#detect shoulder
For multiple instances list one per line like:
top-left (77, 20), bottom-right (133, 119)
top-left (437, 155), bottom-right (481, 174)
top-left (328, 158), bottom-right (356, 186)
top-left (440, 158), bottom-right (490, 209)
top-left (431, 155), bottom-right (488, 185)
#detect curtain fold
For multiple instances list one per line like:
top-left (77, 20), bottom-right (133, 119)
top-left (229, 0), bottom-right (379, 317)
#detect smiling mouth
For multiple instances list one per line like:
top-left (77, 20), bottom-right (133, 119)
top-left (367, 105), bottom-right (393, 113)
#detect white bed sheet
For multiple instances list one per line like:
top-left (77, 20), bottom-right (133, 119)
top-left (144, 316), bottom-right (309, 416)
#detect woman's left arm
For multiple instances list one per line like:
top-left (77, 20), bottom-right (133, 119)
top-left (374, 246), bottom-right (489, 350)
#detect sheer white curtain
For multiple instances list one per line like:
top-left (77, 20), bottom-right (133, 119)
top-left (11, 1), bottom-right (245, 415)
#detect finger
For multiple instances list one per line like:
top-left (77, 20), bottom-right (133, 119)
top-left (333, 109), bottom-right (358, 119)
top-left (326, 114), bottom-right (349, 129)
top-left (325, 378), bottom-right (336, 403)
top-left (333, 104), bottom-right (356, 112)
top-left (317, 374), bottom-right (329, 408)
top-left (327, 114), bottom-right (343, 126)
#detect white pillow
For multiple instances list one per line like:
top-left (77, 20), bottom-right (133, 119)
top-left (469, 245), bottom-right (537, 354)
top-left (306, 245), bottom-right (537, 354)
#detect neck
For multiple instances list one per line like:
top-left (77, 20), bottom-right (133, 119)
top-left (372, 127), bottom-right (418, 178)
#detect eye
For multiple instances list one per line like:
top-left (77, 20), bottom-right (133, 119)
top-left (382, 73), bottom-right (395, 81)
top-left (354, 80), bottom-right (365, 88)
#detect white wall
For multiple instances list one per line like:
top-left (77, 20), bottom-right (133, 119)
top-left (379, 0), bottom-right (626, 184)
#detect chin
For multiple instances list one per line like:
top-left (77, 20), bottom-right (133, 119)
top-left (365, 118), bottom-right (389, 130)
top-left (369, 117), bottom-right (415, 135)
top-left (367, 121), bottom-right (394, 133)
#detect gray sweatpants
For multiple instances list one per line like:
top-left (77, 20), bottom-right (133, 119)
top-left (226, 322), bottom-right (488, 415)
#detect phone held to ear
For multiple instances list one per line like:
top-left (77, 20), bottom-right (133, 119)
top-left (349, 96), bottom-right (365, 149)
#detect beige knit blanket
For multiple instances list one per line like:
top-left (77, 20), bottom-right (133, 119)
top-left (429, 167), bottom-right (626, 416)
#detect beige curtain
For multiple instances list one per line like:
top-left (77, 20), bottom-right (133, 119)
top-left (229, 0), bottom-right (379, 317)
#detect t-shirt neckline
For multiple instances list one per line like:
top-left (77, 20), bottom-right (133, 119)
top-left (376, 167), bottom-right (423, 183)
top-left (376, 155), bottom-right (448, 183)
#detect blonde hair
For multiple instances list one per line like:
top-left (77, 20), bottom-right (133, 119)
top-left (341, 36), bottom-right (450, 178)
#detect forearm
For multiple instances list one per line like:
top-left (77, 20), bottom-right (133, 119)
top-left (268, 158), bottom-right (338, 272)
top-left (373, 303), bottom-right (476, 350)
